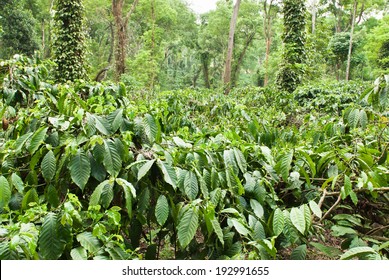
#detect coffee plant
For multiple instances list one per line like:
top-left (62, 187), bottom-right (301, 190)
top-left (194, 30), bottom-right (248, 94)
top-left (0, 56), bottom-right (388, 260)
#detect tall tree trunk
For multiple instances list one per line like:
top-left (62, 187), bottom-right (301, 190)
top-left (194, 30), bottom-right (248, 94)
top-left (201, 53), bottom-right (211, 88)
top-left (223, 0), bottom-right (241, 93)
top-left (263, 0), bottom-right (274, 86)
top-left (112, 0), bottom-right (139, 81)
top-left (231, 32), bottom-right (255, 87)
top-left (311, 0), bottom-right (317, 34)
top-left (150, 0), bottom-right (156, 89)
top-left (346, 0), bottom-right (357, 81)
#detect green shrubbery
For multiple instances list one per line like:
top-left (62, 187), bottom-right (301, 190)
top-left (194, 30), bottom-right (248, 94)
top-left (0, 57), bottom-right (388, 260)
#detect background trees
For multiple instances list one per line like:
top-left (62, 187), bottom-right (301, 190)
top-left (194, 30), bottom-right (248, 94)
top-left (0, 0), bottom-right (388, 87)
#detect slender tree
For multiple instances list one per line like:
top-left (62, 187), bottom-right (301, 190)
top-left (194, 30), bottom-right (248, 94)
top-left (345, 0), bottom-right (358, 81)
top-left (223, 0), bottom-right (241, 93)
top-left (112, 0), bottom-right (139, 80)
top-left (277, 0), bottom-right (307, 92)
top-left (52, 0), bottom-right (87, 82)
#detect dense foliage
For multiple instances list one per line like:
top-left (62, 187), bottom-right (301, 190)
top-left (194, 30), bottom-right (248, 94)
top-left (277, 0), bottom-right (307, 92)
top-left (0, 56), bottom-right (388, 260)
top-left (52, 0), bottom-right (88, 82)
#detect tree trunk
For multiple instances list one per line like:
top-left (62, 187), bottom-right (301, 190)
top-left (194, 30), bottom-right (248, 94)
top-left (231, 32), bottom-right (255, 87)
top-left (263, 0), bottom-right (274, 86)
top-left (112, 0), bottom-right (139, 81)
top-left (201, 53), bottom-right (211, 89)
top-left (346, 0), bottom-right (357, 81)
top-left (223, 0), bottom-right (241, 93)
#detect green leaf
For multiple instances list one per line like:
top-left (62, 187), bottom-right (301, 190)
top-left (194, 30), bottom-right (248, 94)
top-left (155, 195), bottom-right (169, 226)
top-left (89, 180), bottom-right (110, 206)
top-left (177, 207), bottom-right (199, 249)
top-left (340, 247), bottom-right (377, 260)
top-left (277, 150), bottom-right (294, 181)
top-left (38, 213), bottom-right (65, 259)
top-left (69, 149), bottom-right (91, 191)
top-left (143, 114), bottom-right (158, 145)
top-left (70, 247), bottom-right (87, 260)
top-left (224, 149), bottom-right (239, 175)
top-left (211, 218), bottom-right (224, 246)
top-left (173, 137), bottom-right (192, 149)
top-left (101, 183), bottom-right (114, 208)
top-left (22, 188), bottom-right (39, 210)
top-left (103, 139), bottom-right (122, 177)
top-left (310, 242), bottom-right (342, 258)
top-left (137, 159), bottom-right (155, 181)
top-left (309, 200), bottom-right (322, 219)
top-left (116, 178), bottom-right (136, 198)
top-left (94, 115), bottom-right (112, 135)
top-left (290, 207), bottom-right (305, 235)
top-left (157, 159), bottom-right (177, 190)
top-left (11, 173), bottom-right (24, 194)
top-left (250, 199), bottom-right (264, 219)
top-left (233, 148), bottom-right (247, 173)
top-left (76, 232), bottom-right (101, 254)
top-left (195, 169), bottom-right (209, 198)
top-left (272, 208), bottom-right (285, 236)
top-left (41, 150), bottom-right (56, 182)
top-left (0, 176), bottom-right (11, 211)
top-left (28, 127), bottom-right (48, 154)
top-left (291, 244), bottom-right (307, 260)
top-left (253, 220), bottom-right (266, 240)
top-left (13, 132), bottom-right (33, 153)
top-left (230, 218), bottom-right (250, 236)
top-left (107, 109), bottom-right (123, 133)
top-left (342, 175), bottom-right (352, 199)
top-left (184, 171), bottom-right (198, 200)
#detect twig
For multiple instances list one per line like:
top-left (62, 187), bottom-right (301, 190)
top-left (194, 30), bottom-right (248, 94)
top-left (321, 187), bottom-right (389, 196)
top-left (318, 189), bottom-right (327, 209)
top-left (366, 224), bottom-right (389, 236)
top-left (320, 194), bottom-right (342, 222)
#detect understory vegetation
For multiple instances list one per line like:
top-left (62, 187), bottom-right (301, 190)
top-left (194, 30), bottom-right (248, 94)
top-left (0, 56), bottom-right (388, 260)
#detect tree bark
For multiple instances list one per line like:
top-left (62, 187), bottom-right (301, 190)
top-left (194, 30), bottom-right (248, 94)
top-left (263, 0), bottom-right (275, 86)
top-left (112, 0), bottom-right (139, 81)
top-left (231, 32), bottom-right (255, 87)
top-left (201, 52), bottom-right (211, 89)
top-left (346, 0), bottom-right (357, 81)
top-left (223, 0), bottom-right (241, 93)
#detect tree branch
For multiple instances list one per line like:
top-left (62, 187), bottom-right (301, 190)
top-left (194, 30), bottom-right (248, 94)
top-left (124, 0), bottom-right (140, 26)
top-left (320, 194), bottom-right (342, 222)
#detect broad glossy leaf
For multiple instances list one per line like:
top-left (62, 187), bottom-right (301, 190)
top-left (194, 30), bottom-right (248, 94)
top-left (103, 139), bottom-right (122, 177)
top-left (233, 148), bottom-right (247, 174)
top-left (272, 208), bottom-right (285, 236)
top-left (38, 213), bottom-right (65, 259)
top-left (291, 244), bottom-right (307, 260)
top-left (184, 171), bottom-right (198, 200)
top-left (41, 150), bottom-right (56, 182)
top-left (0, 176), bottom-right (11, 211)
top-left (143, 114), bottom-right (158, 144)
top-left (224, 149), bottom-right (239, 175)
top-left (211, 218), bottom-right (224, 246)
top-left (137, 159), bottom-right (155, 181)
top-left (28, 127), bottom-right (48, 154)
top-left (277, 150), bottom-right (294, 181)
top-left (69, 149), bottom-right (91, 191)
top-left (13, 132), bottom-right (33, 153)
top-left (177, 207), bottom-right (198, 249)
top-left (290, 207), bottom-right (305, 235)
top-left (76, 232), bottom-right (101, 254)
top-left (155, 195), bottom-right (169, 226)
top-left (230, 218), bottom-right (250, 236)
top-left (89, 180), bottom-right (110, 206)
top-left (250, 199), bottom-right (264, 219)
top-left (116, 178), bottom-right (136, 198)
top-left (156, 160), bottom-right (177, 190)
top-left (101, 183), bottom-right (113, 208)
top-left (309, 200), bottom-right (322, 219)
top-left (11, 173), bottom-right (24, 194)
top-left (107, 109), bottom-right (123, 133)
top-left (340, 246), bottom-right (377, 260)
top-left (22, 188), bottom-right (39, 210)
top-left (70, 247), bottom-right (87, 260)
